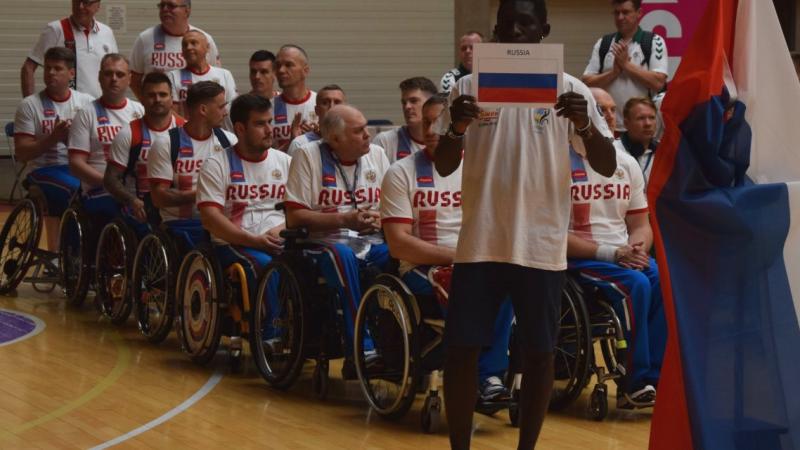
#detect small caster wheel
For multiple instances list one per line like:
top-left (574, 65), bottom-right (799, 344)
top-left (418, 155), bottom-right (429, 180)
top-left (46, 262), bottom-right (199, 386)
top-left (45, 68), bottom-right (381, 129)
top-left (589, 385), bottom-right (608, 421)
top-left (421, 395), bottom-right (441, 433)
top-left (312, 360), bottom-right (330, 400)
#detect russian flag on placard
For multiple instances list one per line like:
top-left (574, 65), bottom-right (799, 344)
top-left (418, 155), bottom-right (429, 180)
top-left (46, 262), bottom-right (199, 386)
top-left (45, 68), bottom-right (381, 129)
top-left (477, 72), bottom-right (558, 104)
top-left (648, 1), bottom-right (800, 449)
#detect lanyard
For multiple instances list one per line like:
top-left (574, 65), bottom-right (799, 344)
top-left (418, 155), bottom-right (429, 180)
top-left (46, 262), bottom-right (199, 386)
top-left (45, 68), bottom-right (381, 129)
top-left (330, 149), bottom-right (360, 210)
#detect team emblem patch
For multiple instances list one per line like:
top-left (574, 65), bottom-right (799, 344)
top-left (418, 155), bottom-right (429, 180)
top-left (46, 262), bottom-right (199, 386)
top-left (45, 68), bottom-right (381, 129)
top-left (365, 170), bottom-right (377, 184)
top-left (103, 44), bottom-right (110, 53)
top-left (43, 108), bottom-right (56, 118)
top-left (272, 169), bottom-right (282, 180)
top-left (154, 43), bottom-right (165, 50)
top-left (231, 171), bottom-right (245, 182)
top-left (534, 108), bottom-right (551, 132)
top-left (179, 147), bottom-right (193, 157)
top-left (615, 168), bottom-right (625, 179)
top-left (572, 169), bottom-right (588, 182)
top-left (214, 145), bottom-right (223, 152)
top-left (133, 112), bottom-right (142, 119)
top-left (323, 174), bottom-right (336, 184)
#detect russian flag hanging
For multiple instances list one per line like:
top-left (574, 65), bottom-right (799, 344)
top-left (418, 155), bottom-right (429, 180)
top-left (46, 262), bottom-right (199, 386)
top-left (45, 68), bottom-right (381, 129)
top-left (648, 0), bottom-right (800, 449)
top-left (477, 73), bottom-right (558, 103)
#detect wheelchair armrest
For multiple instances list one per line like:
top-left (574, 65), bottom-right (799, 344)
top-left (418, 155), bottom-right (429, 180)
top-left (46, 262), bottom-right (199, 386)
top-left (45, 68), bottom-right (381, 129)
top-left (280, 228), bottom-right (309, 240)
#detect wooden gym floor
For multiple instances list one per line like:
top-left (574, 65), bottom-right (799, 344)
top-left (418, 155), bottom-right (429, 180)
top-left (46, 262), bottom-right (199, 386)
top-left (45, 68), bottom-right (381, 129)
top-left (0, 211), bottom-right (652, 449)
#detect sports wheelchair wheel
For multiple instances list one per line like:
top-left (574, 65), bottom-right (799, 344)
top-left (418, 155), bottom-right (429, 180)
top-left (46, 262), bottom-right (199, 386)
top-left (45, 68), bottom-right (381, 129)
top-left (250, 256), bottom-right (309, 390)
top-left (96, 218), bottom-right (137, 324)
top-left (176, 245), bottom-right (223, 365)
top-left (550, 276), bottom-right (592, 411)
top-left (354, 274), bottom-right (420, 420)
top-left (133, 229), bottom-right (179, 343)
top-left (59, 206), bottom-right (93, 306)
top-left (0, 199), bottom-right (42, 295)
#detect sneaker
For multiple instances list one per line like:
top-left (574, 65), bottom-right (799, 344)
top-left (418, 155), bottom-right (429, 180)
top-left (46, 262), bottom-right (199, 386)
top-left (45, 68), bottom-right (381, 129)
top-left (263, 337), bottom-right (284, 354)
top-left (478, 376), bottom-right (512, 403)
top-left (617, 385), bottom-right (656, 409)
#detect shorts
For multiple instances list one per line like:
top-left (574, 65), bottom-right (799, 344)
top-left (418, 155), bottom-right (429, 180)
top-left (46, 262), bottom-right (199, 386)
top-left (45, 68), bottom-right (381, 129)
top-left (444, 262), bottom-right (565, 353)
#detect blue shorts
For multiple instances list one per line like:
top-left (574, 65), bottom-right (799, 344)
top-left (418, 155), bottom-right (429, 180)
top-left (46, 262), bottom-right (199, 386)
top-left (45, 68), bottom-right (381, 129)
top-left (445, 262), bottom-right (565, 353)
top-left (26, 165), bottom-right (79, 217)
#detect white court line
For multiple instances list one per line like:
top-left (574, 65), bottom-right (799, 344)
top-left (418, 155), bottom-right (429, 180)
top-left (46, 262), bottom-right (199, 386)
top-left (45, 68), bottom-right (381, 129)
top-left (0, 308), bottom-right (46, 347)
top-left (89, 370), bottom-right (224, 449)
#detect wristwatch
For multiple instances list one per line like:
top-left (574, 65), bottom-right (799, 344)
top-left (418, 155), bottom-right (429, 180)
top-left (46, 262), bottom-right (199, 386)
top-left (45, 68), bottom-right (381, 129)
top-left (446, 123), bottom-right (465, 139)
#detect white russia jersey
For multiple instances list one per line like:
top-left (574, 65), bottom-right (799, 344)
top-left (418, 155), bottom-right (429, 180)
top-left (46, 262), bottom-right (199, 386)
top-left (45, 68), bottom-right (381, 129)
top-left (381, 150), bottom-right (463, 275)
top-left (287, 131), bottom-right (321, 158)
top-left (68, 99), bottom-right (144, 194)
top-left (285, 141), bottom-right (389, 251)
top-left (166, 66), bottom-right (237, 106)
top-left (272, 91), bottom-right (317, 149)
top-left (436, 73), bottom-right (612, 270)
top-left (129, 24), bottom-right (219, 75)
top-left (196, 147), bottom-right (291, 245)
top-left (28, 19), bottom-right (118, 98)
top-left (147, 126), bottom-right (237, 222)
top-left (583, 31), bottom-right (669, 129)
top-left (569, 142), bottom-right (648, 248)
top-left (14, 89), bottom-right (94, 172)
top-left (108, 116), bottom-right (183, 198)
top-left (373, 126), bottom-right (425, 164)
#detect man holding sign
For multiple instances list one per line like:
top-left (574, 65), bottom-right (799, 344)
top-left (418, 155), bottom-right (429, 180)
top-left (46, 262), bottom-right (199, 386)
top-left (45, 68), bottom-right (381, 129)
top-left (434, 0), bottom-right (616, 448)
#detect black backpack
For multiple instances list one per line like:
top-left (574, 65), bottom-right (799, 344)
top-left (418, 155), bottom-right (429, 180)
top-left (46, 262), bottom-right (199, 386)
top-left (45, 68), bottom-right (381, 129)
top-left (598, 30), bottom-right (657, 73)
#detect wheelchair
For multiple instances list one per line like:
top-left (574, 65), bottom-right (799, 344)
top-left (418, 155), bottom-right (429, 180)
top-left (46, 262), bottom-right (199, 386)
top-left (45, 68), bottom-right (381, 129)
top-left (0, 185), bottom-right (61, 296)
top-left (95, 216), bottom-right (146, 324)
top-left (353, 266), bottom-right (516, 433)
top-left (174, 242), bottom-right (257, 370)
top-left (547, 274), bottom-right (629, 421)
top-left (249, 228), bottom-right (379, 400)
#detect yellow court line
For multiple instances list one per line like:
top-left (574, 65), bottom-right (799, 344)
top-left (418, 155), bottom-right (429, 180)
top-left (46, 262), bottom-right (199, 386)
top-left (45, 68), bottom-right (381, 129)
top-left (0, 331), bottom-right (131, 439)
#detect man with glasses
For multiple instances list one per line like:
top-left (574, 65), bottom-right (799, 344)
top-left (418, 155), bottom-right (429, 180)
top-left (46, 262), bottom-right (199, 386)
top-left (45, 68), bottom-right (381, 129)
top-left (129, 0), bottom-right (220, 100)
top-left (22, 0), bottom-right (118, 98)
top-left (581, 0), bottom-right (668, 131)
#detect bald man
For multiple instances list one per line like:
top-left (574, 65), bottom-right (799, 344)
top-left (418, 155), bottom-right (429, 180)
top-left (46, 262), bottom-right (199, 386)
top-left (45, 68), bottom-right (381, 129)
top-left (284, 104), bottom-right (390, 377)
top-left (590, 87), bottom-right (618, 133)
top-left (165, 30), bottom-right (236, 119)
top-left (273, 44), bottom-right (317, 151)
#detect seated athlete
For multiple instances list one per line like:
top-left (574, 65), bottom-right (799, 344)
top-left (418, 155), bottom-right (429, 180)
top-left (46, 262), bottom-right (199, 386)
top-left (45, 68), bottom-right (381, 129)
top-left (104, 72), bottom-right (184, 227)
top-left (196, 94), bottom-right (290, 300)
top-left (148, 81), bottom-right (237, 247)
top-left (286, 84), bottom-right (346, 157)
top-left (380, 94), bottom-right (514, 407)
top-left (14, 46), bottom-right (94, 251)
top-left (372, 77), bottom-right (437, 164)
top-left (284, 104), bottom-right (390, 377)
top-left (68, 53), bottom-right (144, 224)
top-left (567, 137), bottom-right (665, 408)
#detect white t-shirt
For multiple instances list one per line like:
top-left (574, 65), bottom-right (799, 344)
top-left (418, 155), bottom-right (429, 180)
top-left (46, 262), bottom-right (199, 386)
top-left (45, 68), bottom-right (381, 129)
top-left (28, 18), bottom-right (118, 98)
top-left (166, 65), bottom-right (237, 109)
top-left (129, 24), bottom-right (219, 75)
top-left (272, 92), bottom-right (317, 149)
top-left (196, 147), bottom-right (291, 245)
top-left (108, 116), bottom-right (184, 199)
top-left (68, 99), bottom-right (144, 194)
top-left (569, 143), bottom-right (647, 248)
top-left (147, 126), bottom-right (237, 222)
top-left (284, 141), bottom-right (389, 256)
top-left (373, 126), bottom-right (425, 164)
top-left (583, 29), bottom-right (668, 130)
top-left (381, 150), bottom-right (463, 275)
top-left (14, 89), bottom-right (94, 172)
top-left (437, 73), bottom-right (612, 270)
top-left (287, 131), bottom-right (321, 158)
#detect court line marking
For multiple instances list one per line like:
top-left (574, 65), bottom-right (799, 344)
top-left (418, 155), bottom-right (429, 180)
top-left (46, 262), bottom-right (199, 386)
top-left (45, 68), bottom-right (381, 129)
top-left (89, 370), bottom-right (224, 449)
top-left (0, 332), bottom-right (131, 439)
top-left (0, 308), bottom-right (46, 347)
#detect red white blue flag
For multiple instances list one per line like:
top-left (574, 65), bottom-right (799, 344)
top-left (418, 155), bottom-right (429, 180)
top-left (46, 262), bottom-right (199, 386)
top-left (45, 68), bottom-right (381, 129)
top-left (648, 0), bottom-right (800, 448)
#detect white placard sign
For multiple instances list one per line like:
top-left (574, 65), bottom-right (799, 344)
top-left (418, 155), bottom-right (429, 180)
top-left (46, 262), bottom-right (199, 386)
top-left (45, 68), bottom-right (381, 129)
top-left (473, 43), bottom-right (564, 109)
top-left (106, 5), bottom-right (126, 33)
